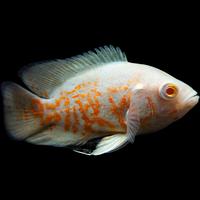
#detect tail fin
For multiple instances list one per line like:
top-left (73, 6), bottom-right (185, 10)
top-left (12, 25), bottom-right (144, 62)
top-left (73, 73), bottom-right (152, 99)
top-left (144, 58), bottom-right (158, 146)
top-left (1, 82), bottom-right (44, 140)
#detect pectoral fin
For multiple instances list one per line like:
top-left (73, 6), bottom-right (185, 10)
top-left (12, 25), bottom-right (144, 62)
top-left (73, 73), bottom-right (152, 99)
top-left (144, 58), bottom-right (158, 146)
top-left (91, 134), bottom-right (128, 155)
top-left (126, 109), bottom-right (140, 143)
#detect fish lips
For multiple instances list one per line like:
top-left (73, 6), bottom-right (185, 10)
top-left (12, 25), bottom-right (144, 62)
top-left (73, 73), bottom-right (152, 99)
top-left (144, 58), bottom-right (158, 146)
top-left (186, 92), bottom-right (199, 108)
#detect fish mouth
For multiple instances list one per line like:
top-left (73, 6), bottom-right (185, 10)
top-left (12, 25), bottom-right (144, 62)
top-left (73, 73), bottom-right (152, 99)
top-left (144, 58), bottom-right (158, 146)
top-left (178, 92), bottom-right (199, 119)
top-left (186, 92), bottom-right (199, 108)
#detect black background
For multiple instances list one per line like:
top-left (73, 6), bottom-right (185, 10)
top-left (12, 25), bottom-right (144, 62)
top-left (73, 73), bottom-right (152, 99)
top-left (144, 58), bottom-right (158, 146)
top-left (0, 2), bottom-right (199, 197)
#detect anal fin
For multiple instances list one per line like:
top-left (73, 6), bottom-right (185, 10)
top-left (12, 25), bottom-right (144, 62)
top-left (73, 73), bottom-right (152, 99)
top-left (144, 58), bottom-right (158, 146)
top-left (26, 126), bottom-right (80, 147)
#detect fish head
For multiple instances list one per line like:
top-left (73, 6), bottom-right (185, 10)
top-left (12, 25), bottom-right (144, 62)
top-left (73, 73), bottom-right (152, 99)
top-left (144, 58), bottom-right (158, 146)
top-left (135, 67), bottom-right (199, 134)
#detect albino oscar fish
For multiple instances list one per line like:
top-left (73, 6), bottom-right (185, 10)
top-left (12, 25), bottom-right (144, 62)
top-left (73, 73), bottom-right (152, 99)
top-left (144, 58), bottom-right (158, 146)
top-left (1, 46), bottom-right (199, 155)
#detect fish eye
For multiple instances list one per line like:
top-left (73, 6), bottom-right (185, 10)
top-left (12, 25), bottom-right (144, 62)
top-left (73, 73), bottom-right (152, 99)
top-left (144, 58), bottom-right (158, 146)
top-left (160, 83), bottom-right (178, 100)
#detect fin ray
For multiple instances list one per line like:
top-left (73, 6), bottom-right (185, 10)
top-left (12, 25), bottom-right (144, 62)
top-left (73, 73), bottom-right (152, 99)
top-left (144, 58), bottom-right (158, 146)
top-left (1, 82), bottom-right (44, 140)
top-left (91, 134), bottom-right (128, 155)
top-left (27, 127), bottom-right (81, 147)
top-left (19, 45), bottom-right (127, 98)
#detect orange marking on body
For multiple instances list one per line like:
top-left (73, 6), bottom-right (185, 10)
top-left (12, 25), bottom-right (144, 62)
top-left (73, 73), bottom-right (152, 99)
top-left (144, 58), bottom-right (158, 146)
top-left (93, 99), bottom-right (100, 116)
top-left (80, 93), bottom-right (87, 98)
top-left (141, 97), bottom-right (156, 126)
top-left (64, 97), bottom-right (70, 106)
top-left (54, 112), bottom-right (62, 123)
top-left (118, 95), bottom-right (130, 128)
top-left (65, 81), bottom-right (99, 96)
top-left (87, 93), bottom-right (100, 116)
top-left (72, 94), bottom-right (79, 98)
top-left (146, 97), bottom-right (156, 116)
top-left (72, 106), bottom-right (79, 133)
top-left (108, 85), bottom-right (129, 94)
top-left (83, 123), bottom-right (93, 134)
top-left (75, 99), bottom-right (93, 134)
top-left (108, 87), bottom-right (118, 93)
top-left (84, 103), bottom-right (90, 112)
top-left (31, 99), bottom-right (45, 125)
top-left (108, 95), bottom-right (129, 129)
top-left (91, 88), bottom-right (102, 96)
top-left (44, 96), bottom-right (65, 110)
top-left (120, 95), bottom-right (130, 110)
top-left (94, 118), bottom-right (115, 129)
top-left (90, 88), bottom-right (102, 116)
top-left (72, 93), bottom-right (87, 99)
top-left (44, 113), bottom-right (54, 125)
top-left (108, 96), bottom-right (115, 104)
top-left (31, 99), bottom-right (44, 116)
top-left (42, 112), bottom-right (61, 125)
top-left (169, 109), bottom-right (177, 115)
top-left (31, 98), bottom-right (63, 127)
top-left (55, 98), bottom-right (62, 107)
top-left (128, 77), bottom-right (140, 85)
top-left (64, 107), bottom-right (71, 131)
top-left (75, 100), bottom-right (89, 121)
top-left (45, 103), bottom-right (56, 110)
top-left (66, 84), bottom-right (82, 95)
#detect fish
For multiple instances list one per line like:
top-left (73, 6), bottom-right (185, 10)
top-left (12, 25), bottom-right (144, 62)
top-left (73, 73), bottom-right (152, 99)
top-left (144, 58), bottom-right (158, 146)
top-left (1, 45), bottom-right (199, 155)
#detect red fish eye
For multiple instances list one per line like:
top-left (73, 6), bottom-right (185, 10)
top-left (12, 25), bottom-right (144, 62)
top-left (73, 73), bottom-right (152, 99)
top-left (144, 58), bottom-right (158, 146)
top-left (166, 87), bottom-right (175, 95)
top-left (164, 84), bottom-right (178, 98)
top-left (160, 83), bottom-right (178, 99)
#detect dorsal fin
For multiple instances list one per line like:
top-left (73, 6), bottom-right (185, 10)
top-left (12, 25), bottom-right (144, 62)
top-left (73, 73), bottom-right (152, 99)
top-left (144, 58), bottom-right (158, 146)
top-left (19, 45), bottom-right (127, 98)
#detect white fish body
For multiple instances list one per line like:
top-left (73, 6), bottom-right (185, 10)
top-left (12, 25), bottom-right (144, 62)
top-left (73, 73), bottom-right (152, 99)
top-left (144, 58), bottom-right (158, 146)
top-left (1, 46), bottom-right (199, 155)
